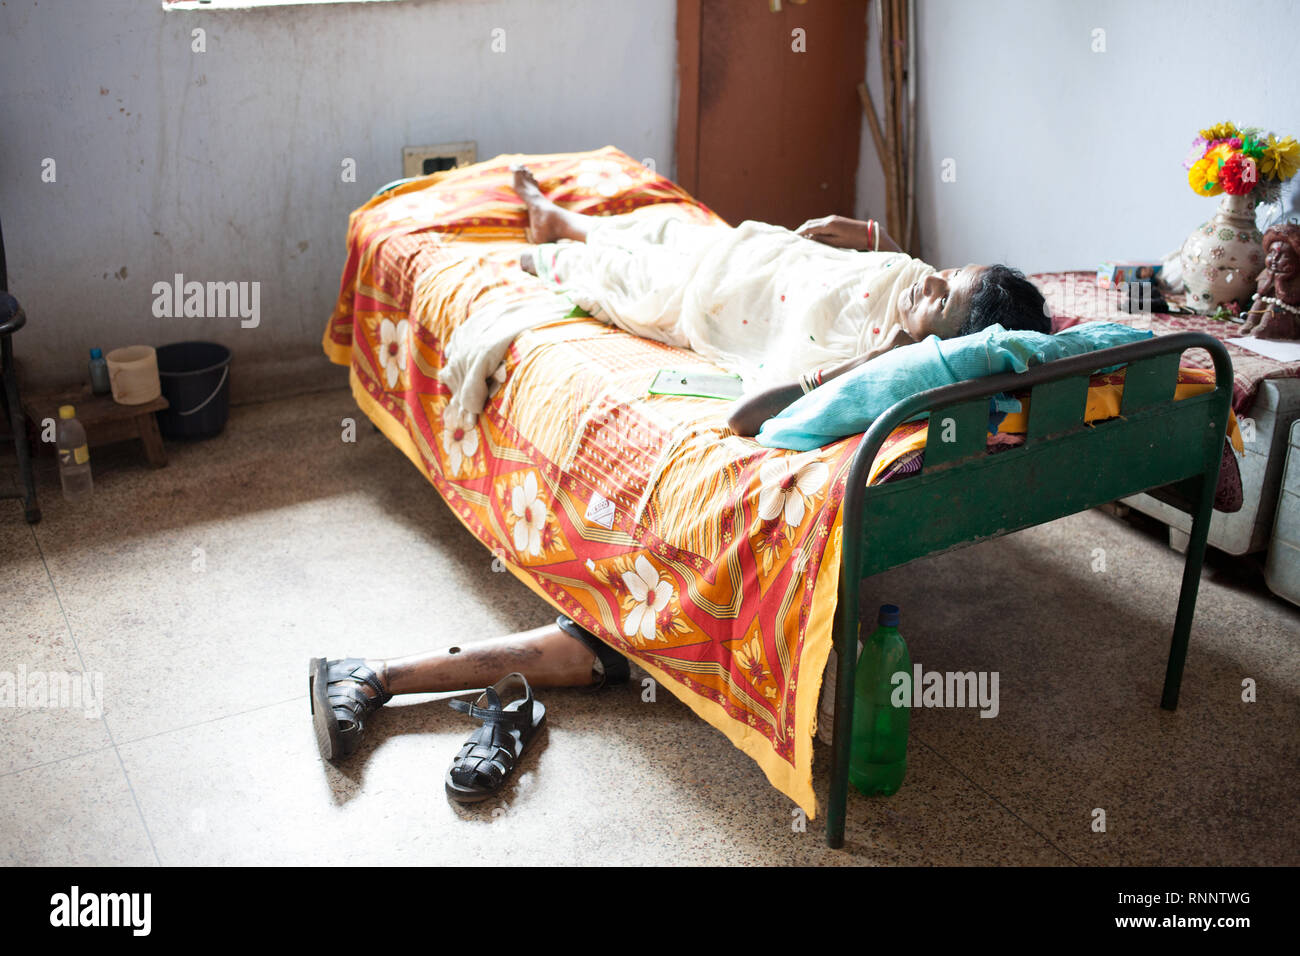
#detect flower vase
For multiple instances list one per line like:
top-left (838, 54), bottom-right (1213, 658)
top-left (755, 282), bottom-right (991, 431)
top-left (1179, 192), bottom-right (1264, 313)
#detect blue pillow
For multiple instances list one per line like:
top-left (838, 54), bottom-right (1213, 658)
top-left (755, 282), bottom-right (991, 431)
top-left (754, 322), bottom-right (1154, 450)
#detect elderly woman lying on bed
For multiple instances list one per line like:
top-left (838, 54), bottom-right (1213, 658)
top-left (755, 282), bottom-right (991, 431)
top-left (308, 167), bottom-right (1052, 801)
top-left (508, 166), bottom-right (1050, 435)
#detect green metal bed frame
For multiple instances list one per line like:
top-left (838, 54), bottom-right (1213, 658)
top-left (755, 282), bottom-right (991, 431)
top-left (823, 331), bottom-right (1233, 848)
top-left (367, 179), bottom-right (1234, 849)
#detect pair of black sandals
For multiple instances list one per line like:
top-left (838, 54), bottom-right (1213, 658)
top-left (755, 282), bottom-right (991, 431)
top-left (308, 616), bottom-right (628, 803)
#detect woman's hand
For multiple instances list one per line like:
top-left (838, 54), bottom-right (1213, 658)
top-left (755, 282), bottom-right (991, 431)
top-left (795, 215), bottom-right (871, 250)
top-left (726, 382), bottom-right (804, 437)
top-left (796, 215), bottom-right (902, 253)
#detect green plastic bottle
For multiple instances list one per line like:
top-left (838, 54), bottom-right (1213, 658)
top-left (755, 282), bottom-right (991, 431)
top-left (849, 603), bottom-right (911, 795)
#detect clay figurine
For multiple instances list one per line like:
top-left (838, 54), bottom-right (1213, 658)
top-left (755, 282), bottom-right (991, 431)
top-left (1241, 223), bottom-right (1300, 339)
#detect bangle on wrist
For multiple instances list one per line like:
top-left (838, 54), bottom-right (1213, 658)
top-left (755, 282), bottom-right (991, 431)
top-left (865, 219), bottom-right (880, 252)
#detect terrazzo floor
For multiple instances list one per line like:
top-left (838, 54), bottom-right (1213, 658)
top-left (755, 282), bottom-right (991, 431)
top-left (1, 387), bottom-right (1297, 866)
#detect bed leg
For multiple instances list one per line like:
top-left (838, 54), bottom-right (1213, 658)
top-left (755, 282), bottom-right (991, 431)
top-left (825, 574), bottom-right (861, 849)
top-left (1161, 473), bottom-right (1214, 711)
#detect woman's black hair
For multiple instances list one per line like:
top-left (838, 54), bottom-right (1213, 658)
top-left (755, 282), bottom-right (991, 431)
top-left (959, 264), bottom-right (1051, 335)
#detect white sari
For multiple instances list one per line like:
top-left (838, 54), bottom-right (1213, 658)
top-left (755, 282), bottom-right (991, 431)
top-left (440, 204), bottom-right (934, 415)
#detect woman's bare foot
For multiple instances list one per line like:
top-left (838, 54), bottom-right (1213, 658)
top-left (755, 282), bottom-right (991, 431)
top-left (512, 165), bottom-right (591, 244)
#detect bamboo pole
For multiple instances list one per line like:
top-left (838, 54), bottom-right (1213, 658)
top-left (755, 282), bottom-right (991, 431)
top-left (878, 0), bottom-right (899, 237)
top-left (859, 4), bottom-right (891, 243)
top-left (890, 0), bottom-right (905, 241)
top-left (904, 0), bottom-right (917, 253)
top-left (858, 81), bottom-right (889, 195)
top-left (896, 0), bottom-right (908, 251)
top-left (861, 0), bottom-right (921, 250)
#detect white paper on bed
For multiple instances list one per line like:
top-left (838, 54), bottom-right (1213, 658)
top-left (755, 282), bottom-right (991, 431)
top-left (1227, 336), bottom-right (1300, 363)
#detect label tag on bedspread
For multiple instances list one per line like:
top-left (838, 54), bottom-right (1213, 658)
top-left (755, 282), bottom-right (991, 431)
top-left (585, 492), bottom-right (617, 529)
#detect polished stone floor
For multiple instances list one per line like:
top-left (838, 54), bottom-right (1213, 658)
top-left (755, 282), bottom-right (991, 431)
top-left (1, 388), bottom-right (1296, 865)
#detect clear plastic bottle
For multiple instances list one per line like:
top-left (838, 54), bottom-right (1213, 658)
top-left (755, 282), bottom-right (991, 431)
top-left (88, 348), bottom-right (111, 395)
top-left (56, 405), bottom-right (93, 501)
top-left (849, 603), bottom-right (911, 795)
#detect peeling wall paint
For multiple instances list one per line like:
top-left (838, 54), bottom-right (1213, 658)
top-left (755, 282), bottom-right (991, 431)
top-left (0, 0), bottom-right (677, 403)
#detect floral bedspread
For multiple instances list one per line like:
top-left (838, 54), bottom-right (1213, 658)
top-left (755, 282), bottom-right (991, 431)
top-left (324, 150), bottom-right (1244, 813)
top-left (323, 148), bottom-right (892, 813)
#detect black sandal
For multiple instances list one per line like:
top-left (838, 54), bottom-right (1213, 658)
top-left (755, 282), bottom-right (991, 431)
top-left (445, 672), bottom-right (546, 803)
top-left (555, 615), bottom-right (630, 688)
top-left (308, 657), bottom-right (392, 761)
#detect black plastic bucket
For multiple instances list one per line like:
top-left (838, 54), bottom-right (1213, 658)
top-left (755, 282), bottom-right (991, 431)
top-left (155, 341), bottom-right (232, 440)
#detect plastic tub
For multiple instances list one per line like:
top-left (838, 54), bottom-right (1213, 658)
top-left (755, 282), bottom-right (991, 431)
top-left (105, 345), bottom-right (161, 405)
top-left (155, 341), bottom-right (232, 440)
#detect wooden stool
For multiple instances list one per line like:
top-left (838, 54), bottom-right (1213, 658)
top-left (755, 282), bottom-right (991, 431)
top-left (25, 386), bottom-right (169, 468)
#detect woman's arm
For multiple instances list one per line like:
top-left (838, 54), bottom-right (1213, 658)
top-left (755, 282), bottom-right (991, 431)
top-left (794, 215), bottom-right (903, 253)
top-left (726, 382), bottom-right (804, 437)
top-left (726, 326), bottom-right (915, 436)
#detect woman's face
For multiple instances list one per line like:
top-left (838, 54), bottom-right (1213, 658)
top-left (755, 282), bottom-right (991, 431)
top-left (897, 264), bottom-right (988, 340)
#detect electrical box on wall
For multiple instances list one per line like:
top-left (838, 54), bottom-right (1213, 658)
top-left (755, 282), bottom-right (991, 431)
top-left (402, 142), bottom-right (477, 178)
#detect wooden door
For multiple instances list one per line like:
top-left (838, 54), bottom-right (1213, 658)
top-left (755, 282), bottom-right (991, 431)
top-left (676, 0), bottom-right (867, 230)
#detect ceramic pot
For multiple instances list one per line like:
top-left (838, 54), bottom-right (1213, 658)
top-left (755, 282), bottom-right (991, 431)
top-left (1179, 193), bottom-right (1265, 313)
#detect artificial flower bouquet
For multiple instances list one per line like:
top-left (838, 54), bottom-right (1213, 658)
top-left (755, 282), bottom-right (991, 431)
top-left (1185, 121), bottom-right (1299, 201)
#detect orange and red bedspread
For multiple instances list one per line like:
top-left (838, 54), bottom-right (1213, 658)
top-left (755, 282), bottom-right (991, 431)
top-left (324, 148), bottom-right (1240, 813)
top-left (324, 148), bottom-right (873, 812)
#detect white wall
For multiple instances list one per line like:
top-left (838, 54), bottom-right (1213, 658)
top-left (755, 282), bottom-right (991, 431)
top-left (12, 0), bottom-right (1291, 406)
top-left (0, 0), bottom-right (677, 400)
top-left (857, 0), bottom-right (1300, 273)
